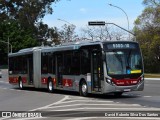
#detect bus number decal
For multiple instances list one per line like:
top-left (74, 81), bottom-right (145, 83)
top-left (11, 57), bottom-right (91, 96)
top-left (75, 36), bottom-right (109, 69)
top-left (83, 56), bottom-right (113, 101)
top-left (113, 44), bottom-right (130, 49)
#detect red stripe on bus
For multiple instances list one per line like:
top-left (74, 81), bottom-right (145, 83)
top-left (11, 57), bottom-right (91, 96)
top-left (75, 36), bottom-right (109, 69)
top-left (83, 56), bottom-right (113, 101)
top-left (41, 77), bottom-right (48, 84)
top-left (112, 77), bottom-right (140, 86)
top-left (22, 77), bottom-right (27, 83)
top-left (9, 77), bottom-right (18, 84)
top-left (52, 78), bottom-right (56, 86)
top-left (9, 77), bottom-right (27, 84)
top-left (62, 79), bottom-right (73, 87)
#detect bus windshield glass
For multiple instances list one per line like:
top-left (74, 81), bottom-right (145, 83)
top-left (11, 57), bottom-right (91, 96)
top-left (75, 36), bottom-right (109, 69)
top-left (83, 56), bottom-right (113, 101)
top-left (106, 49), bottom-right (142, 75)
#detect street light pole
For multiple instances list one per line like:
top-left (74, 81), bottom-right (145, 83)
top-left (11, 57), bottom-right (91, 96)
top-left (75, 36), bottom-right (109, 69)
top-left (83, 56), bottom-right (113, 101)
top-left (57, 18), bottom-right (72, 25)
top-left (0, 39), bottom-right (12, 54)
top-left (108, 4), bottom-right (130, 39)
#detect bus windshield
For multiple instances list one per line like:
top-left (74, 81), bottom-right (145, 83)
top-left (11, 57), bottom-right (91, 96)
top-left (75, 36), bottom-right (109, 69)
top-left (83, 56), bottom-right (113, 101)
top-left (106, 49), bottom-right (142, 75)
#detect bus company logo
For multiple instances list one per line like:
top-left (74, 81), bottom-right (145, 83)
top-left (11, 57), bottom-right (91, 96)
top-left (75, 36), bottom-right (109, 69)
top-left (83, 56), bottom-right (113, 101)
top-left (126, 81), bottom-right (129, 84)
top-left (2, 112), bottom-right (11, 118)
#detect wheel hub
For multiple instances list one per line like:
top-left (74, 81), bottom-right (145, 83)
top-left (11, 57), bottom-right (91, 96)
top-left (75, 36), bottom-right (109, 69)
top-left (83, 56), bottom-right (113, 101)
top-left (82, 83), bottom-right (87, 93)
top-left (49, 81), bottom-right (53, 91)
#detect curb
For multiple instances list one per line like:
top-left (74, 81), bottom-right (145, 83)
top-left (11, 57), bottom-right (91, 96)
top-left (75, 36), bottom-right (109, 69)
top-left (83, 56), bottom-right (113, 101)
top-left (145, 78), bottom-right (160, 80)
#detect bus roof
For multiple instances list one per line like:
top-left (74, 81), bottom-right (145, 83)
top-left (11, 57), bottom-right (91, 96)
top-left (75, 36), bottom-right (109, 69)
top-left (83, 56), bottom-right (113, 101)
top-left (8, 40), bottom-right (138, 57)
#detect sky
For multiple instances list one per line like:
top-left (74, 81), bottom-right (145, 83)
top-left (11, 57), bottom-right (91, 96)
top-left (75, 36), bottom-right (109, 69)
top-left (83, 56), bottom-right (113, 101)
top-left (43, 0), bottom-right (145, 33)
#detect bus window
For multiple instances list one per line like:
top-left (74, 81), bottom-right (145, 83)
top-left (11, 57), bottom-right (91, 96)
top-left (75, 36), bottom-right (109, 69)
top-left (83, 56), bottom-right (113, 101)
top-left (41, 53), bottom-right (48, 74)
top-left (63, 52), bottom-right (72, 75)
top-left (72, 51), bottom-right (80, 75)
top-left (81, 49), bottom-right (91, 74)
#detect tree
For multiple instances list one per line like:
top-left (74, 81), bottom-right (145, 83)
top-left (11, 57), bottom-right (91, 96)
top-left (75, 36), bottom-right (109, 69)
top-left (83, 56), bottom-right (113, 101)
top-left (59, 24), bottom-right (77, 43)
top-left (0, 0), bottom-right (59, 26)
top-left (0, 0), bottom-right (60, 65)
top-left (81, 25), bottom-right (129, 41)
top-left (134, 0), bottom-right (160, 73)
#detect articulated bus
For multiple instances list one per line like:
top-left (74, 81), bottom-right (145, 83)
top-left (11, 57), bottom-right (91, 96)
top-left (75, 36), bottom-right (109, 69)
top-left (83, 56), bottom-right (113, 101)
top-left (8, 41), bottom-right (144, 96)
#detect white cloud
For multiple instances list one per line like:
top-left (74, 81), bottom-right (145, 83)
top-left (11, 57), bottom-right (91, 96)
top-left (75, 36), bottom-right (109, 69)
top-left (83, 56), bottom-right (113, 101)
top-left (80, 8), bottom-right (87, 13)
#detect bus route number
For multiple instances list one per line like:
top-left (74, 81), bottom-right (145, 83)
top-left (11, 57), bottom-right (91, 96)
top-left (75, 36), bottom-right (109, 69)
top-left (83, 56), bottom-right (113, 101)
top-left (113, 44), bottom-right (130, 49)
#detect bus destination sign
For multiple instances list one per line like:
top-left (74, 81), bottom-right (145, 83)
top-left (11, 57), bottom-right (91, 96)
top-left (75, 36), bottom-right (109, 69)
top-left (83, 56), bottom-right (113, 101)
top-left (104, 43), bottom-right (138, 50)
top-left (113, 44), bottom-right (130, 49)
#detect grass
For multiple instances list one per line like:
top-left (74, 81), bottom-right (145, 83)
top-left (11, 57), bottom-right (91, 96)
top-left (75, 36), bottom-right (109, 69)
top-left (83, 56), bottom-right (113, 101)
top-left (144, 73), bottom-right (160, 78)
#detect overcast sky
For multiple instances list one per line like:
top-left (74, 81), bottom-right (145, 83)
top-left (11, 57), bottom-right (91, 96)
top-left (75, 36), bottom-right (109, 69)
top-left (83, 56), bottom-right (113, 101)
top-left (43, 0), bottom-right (145, 32)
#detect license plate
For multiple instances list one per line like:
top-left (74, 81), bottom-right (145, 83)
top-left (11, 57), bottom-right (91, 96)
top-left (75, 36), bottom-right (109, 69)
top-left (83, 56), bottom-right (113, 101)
top-left (124, 89), bottom-right (131, 92)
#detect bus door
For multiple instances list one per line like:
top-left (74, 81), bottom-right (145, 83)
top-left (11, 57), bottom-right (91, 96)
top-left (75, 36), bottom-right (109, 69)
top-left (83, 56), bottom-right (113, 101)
top-left (28, 56), bottom-right (33, 85)
top-left (91, 50), bottom-right (102, 92)
top-left (56, 54), bottom-right (63, 87)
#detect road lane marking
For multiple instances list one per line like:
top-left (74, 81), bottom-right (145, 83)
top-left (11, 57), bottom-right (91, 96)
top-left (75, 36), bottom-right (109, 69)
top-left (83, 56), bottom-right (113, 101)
top-left (30, 95), bottom-right (69, 111)
top-left (143, 96), bottom-right (152, 97)
top-left (0, 81), bottom-right (9, 84)
top-left (0, 96), bottom-right (69, 120)
top-left (60, 100), bottom-right (114, 104)
top-left (145, 78), bottom-right (160, 81)
top-left (43, 103), bottom-right (141, 109)
top-left (66, 117), bottom-right (160, 120)
top-left (0, 87), bottom-right (30, 92)
top-left (50, 107), bottom-right (160, 111)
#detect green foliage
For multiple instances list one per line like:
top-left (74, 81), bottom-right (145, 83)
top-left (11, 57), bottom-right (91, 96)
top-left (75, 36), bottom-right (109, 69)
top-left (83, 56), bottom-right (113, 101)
top-left (134, 0), bottom-right (160, 73)
top-left (0, 0), bottom-right (61, 65)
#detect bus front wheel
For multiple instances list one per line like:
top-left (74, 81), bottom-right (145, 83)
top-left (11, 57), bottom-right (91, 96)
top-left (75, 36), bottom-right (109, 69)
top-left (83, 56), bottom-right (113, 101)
top-left (80, 80), bottom-right (88, 97)
top-left (48, 79), bottom-right (54, 93)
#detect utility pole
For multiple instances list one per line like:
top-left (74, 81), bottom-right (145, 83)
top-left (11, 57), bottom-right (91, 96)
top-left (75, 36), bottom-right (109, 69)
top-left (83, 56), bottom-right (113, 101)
top-left (88, 21), bottom-right (135, 36)
top-left (0, 39), bottom-right (12, 54)
top-left (108, 4), bottom-right (130, 39)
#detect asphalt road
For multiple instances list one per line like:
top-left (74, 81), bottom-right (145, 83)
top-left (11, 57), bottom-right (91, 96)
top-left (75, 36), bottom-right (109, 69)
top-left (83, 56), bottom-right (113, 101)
top-left (0, 69), bottom-right (160, 120)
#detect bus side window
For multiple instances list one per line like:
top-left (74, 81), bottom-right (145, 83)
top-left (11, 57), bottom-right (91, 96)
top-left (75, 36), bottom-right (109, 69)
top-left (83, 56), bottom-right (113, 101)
top-left (72, 51), bottom-right (80, 75)
top-left (9, 57), bottom-right (14, 74)
top-left (63, 52), bottom-right (72, 75)
top-left (81, 49), bottom-right (91, 74)
top-left (42, 53), bottom-right (48, 74)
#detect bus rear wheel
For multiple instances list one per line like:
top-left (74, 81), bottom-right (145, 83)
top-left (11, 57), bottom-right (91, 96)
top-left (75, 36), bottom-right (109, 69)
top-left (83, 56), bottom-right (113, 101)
top-left (48, 79), bottom-right (54, 93)
top-left (18, 79), bottom-right (23, 89)
top-left (80, 80), bottom-right (88, 97)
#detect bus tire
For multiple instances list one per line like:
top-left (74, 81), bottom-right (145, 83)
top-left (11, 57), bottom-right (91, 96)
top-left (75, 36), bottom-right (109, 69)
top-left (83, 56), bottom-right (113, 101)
top-left (80, 80), bottom-right (88, 97)
top-left (48, 79), bottom-right (54, 93)
top-left (18, 78), bottom-right (23, 89)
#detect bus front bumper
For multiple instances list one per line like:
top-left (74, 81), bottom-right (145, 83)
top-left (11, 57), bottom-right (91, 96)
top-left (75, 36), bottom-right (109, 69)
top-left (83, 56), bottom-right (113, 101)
top-left (103, 80), bottom-right (144, 94)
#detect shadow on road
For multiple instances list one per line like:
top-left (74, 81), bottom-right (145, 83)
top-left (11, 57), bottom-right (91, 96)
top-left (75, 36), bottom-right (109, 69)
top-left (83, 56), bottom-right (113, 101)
top-left (13, 87), bottom-right (141, 100)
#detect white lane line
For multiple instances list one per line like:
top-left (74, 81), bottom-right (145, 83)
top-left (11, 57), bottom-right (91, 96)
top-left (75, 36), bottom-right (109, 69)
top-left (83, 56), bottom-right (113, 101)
top-left (68, 97), bottom-right (91, 99)
top-left (50, 107), bottom-right (160, 111)
top-left (30, 95), bottom-right (69, 111)
top-left (0, 87), bottom-right (29, 92)
top-left (60, 100), bottom-right (114, 104)
top-left (0, 96), bottom-right (69, 120)
top-left (145, 78), bottom-right (160, 81)
top-left (143, 96), bottom-right (152, 97)
top-left (66, 117), bottom-right (160, 120)
top-left (41, 103), bottom-right (141, 110)
top-left (0, 88), bottom-right (8, 90)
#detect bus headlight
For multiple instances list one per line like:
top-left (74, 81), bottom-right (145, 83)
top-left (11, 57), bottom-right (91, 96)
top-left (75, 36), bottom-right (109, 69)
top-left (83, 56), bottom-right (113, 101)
top-left (106, 78), bottom-right (113, 85)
